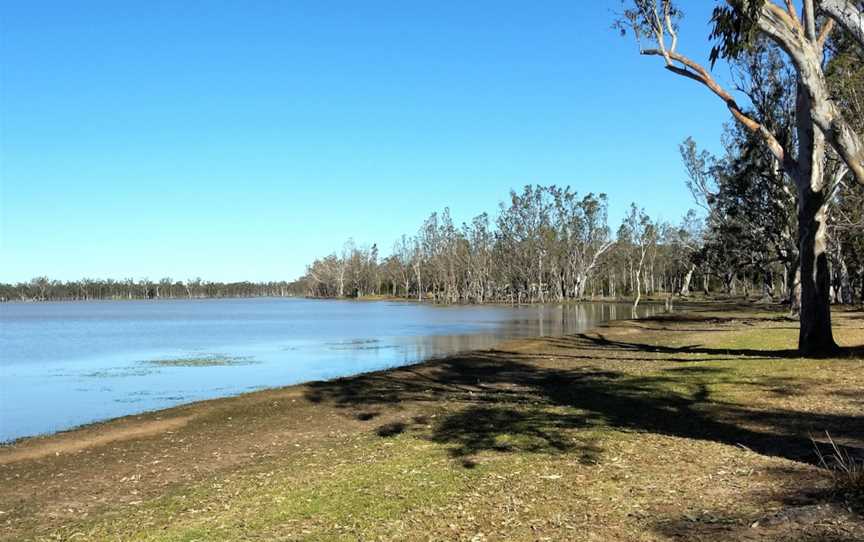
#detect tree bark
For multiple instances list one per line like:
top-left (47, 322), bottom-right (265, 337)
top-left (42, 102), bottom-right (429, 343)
top-left (795, 76), bottom-right (839, 355)
top-left (797, 187), bottom-right (839, 355)
top-left (821, 0), bottom-right (864, 51)
top-left (839, 254), bottom-right (852, 304)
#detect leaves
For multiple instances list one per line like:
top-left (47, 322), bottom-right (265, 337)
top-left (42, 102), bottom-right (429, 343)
top-left (709, 0), bottom-right (766, 67)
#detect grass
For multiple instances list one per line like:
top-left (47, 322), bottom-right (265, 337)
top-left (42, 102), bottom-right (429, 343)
top-left (1, 303), bottom-right (863, 541)
top-left (55, 435), bottom-right (485, 541)
top-left (815, 432), bottom-right (864, 513)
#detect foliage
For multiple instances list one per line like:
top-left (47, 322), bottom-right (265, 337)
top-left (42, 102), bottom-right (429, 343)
top-left (709, 0), bottom-right (766, 66)
top-left (294, 186), bottom-right (707, 303)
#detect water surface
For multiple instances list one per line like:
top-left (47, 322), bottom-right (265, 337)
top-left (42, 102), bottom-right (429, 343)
top-left (0, 298), bottom-right (659, 442)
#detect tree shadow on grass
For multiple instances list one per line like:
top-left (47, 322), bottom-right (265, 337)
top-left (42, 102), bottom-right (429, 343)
top-left (651, 503), bottom-right (864, 541)
top-left (550, 332), bottom-right (864, 360)
top-left (427, 405), bottom-right (605, 467)
top-left (305, 343), bottom-right (864, 468)
top-left (650, 464), bottom-right (864, 541)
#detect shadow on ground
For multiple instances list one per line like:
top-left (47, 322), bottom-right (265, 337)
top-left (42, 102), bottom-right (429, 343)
top-left (304, 320), bottom-right (864, 539)
top-left (650, 462), bottom-right (864, 541)
top-left (305, 326), bottom-right (864, 469)
top-left (552, 330), bottom-right (864, 360)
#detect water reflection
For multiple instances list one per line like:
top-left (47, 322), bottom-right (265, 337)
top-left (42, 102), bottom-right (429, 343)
top-left (368, 302), bottom-right (663, 366)
top-left (0, 299), bottom-right (662, 442)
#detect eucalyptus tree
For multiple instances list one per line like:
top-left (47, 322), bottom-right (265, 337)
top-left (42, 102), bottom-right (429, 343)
top-left (618, 204), bottom-right (657, 309)
top-left (462, 213), bottom-right (494, 302)
top-left (390, 235), bottom-right (415, 297)
top-left (830, 186), bottom-right (864, 302)
top-left (618, 0), bottom-right (864, 354)
top-left (411, 235), bottom-right (423, 302)
top-left (435, 208), bottom-right (460, 303)
top-left (495, 186), bottom-right (552, 302)
top-left (28, 277), bottom-right (51, 301)
top-left (821, 0), bottom-right (864, 48)
top-left (714, 124), bottom-right (800, 297)
top-left (549, 188), bottom-right (615, 299)
top-left (826, 25), bottom-right (864, 303)
top-left (305, 254), bottom-right (342, 297)
top-left (674, 210), bottom-right (705, 295)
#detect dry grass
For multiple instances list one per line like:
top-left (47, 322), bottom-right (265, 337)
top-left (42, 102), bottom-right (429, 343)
top-left (815, 431), bottom-right (864, 513)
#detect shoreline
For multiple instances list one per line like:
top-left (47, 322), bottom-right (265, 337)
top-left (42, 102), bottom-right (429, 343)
top-left (0, 300), bottom-right (851, 453)
top-left (1, 299), bottom-right (678, 446)
top-left (2, 305), bottom-right (862, 541)
top-left (0, 297), bottom-right (840, 448)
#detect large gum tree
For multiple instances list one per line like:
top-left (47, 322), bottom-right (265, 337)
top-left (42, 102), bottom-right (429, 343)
top-left (618, 0), bottom-right (864, 356)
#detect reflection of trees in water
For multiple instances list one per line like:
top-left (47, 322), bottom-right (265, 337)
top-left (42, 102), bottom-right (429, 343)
top-left (392, 302), bottom-right (664, 365)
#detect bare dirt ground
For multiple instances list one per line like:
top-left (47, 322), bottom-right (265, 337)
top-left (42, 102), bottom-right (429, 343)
top-left (1, 303), bottom-right (862, 541)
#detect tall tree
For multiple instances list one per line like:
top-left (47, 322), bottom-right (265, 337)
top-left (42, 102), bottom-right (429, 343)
top-left (617, 0), bottom-right (864, 354)
top-left (619, 204), bottom-right (657, 309)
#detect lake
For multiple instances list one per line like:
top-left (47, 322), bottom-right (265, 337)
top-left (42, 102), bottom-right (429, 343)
top-left (0, 298), bottom-right (660, 442)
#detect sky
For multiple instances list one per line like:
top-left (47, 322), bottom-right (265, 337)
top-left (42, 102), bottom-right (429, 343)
top-left (1, 1), bottom-right (735, 283)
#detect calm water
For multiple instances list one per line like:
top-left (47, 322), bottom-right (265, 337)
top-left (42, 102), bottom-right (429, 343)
top-left (0, 298), bottom-right (660, 442)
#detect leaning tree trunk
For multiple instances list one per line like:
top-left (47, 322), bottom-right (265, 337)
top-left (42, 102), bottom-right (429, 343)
top-left (680, 263), bottom-right (695, 296)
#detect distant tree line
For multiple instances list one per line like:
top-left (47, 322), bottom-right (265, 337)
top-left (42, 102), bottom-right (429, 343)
top-left (293, 182), bottom-right (863, 306)
top-left (0, 277), bottom-right (295, 302)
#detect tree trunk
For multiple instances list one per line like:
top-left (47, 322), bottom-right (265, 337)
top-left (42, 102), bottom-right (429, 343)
top-left (794, 77), bottom-right (838, 356)
top-left (763, 269), bottom-right (775, 300)
top-left (723, 272), bottom-right (734, 295)
top-left (838, 253), bottom-right (852, 304)
top-left (797, 188), bottom-right (838, 355)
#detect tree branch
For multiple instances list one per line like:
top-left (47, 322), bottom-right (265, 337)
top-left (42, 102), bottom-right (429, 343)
top-left (804, 0), bottom-right (818, 41)
top-left (817, 18), bottom-right (835, 49)
top-left (785, 0), bottom-right (803, 25)
top-left (753, 1), bottom-right (864, 186)
top-left (642, 48), bottom-right (799, 180)
top-left (819, 0), bottom-right (864, 50)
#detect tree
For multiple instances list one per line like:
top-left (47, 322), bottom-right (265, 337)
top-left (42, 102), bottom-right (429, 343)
top-left (619, 204), bottom-right (657, 309)
top-left (617, 0), bottom-right (864, 354)
top-left (821, 0), bottom-right (864, 50)
top-left (550, 189), bottom-right (615, 300)
top-left (671, 210), bottom-right (705, 296)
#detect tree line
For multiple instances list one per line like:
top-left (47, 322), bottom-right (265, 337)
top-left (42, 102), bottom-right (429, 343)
top-left (293, 179), bottom-right (862, 307)
top-left (0, 277), bottom-right (295, 302)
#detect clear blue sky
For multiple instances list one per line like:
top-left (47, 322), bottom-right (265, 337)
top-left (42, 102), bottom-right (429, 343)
top-left (1, 1), bottom-right (733, 283)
